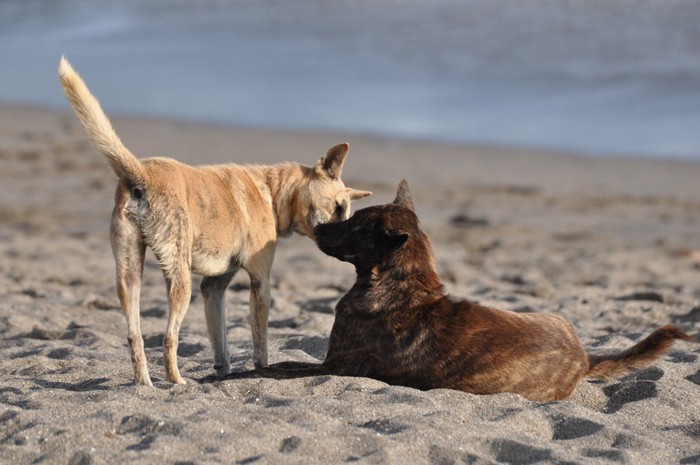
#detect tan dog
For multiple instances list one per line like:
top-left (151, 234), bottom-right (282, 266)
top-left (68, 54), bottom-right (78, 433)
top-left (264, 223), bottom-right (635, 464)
top-left (58, 57), bottom-right (371, 386)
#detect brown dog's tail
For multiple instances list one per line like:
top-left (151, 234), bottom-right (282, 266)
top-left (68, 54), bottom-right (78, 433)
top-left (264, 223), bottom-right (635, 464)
top-left (58, 56), bottom-right (147, 189)
top-left (586, 324), bottom-right (689, 380)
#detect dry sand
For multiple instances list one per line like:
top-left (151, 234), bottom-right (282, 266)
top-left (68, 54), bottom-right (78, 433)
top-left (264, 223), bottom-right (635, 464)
top-left (1, 103), bottom-right (699, 464)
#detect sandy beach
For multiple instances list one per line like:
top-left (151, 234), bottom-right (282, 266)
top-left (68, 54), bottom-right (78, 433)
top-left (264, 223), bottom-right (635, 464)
top-left (1, 103), bottom-right (699, 464)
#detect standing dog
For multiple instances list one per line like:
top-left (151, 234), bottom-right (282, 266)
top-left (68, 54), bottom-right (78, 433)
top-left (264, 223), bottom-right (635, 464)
top-left (58, 57), bottom-right (371, 386)
top-left (235, 181), bottom-right (689, 402)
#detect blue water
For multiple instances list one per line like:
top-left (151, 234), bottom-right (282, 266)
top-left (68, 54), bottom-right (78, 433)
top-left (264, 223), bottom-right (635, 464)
top-left (2, 0), bottom-right (700, 158)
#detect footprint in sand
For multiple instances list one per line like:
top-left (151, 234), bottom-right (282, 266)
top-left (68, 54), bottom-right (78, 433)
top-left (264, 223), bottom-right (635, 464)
top-left (23, 323), bottom-right (98, 345)
top-left (32, 377), bottom-right (110, 392)
top-left (279, 436), bottom-right (302, 453)
top-left (141, 334), bottom-right (205, 357)
top-left (489, 438), bottom-right (552, 464)
top-left (141, 306), bottom-right (167, 318)
top-left (0, 387), bottom-right (36, 410)
top-left (114, 414), bottom-right (185, 452)
top-left (681, 454), bottom-right (700, 464)
top-left (280, 335), bottom-right (328, 359)
top-left (603, 378), bottom-right (659, 414)
top-left (117, 414), bottom-right (184, 436)
top-left (0, 411), bottom-right (38, 446)
top-left (46, 347), bottom-right (73, 359)
top-left (358, 418), bottom-right (409, 435)
top-left (550, 415), bottom-right (605, 440)
top-left (673, 305), bottom-right (700, 323)
top-left (428, 445), bottom-right (481, 465)
top-left (298, 296), bottom-right (337, 314)
top-left (668, 350), bottom-right (698, 363)
top-left (632, 366), bottom-right (665, 381)
top-left (684, 368), bottom-right (700, 386)
top-left (582, 448), bottom-right (628, 462)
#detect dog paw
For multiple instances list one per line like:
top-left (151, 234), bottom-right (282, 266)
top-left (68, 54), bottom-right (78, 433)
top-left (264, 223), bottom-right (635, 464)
top-left (135, 376), bottom-right (153, 387)
top-left (214, 364), bottom-right (231, 379)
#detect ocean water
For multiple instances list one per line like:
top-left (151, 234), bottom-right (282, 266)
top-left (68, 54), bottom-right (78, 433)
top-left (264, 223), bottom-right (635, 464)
top-left (2, 0), bottom-right (700, 158)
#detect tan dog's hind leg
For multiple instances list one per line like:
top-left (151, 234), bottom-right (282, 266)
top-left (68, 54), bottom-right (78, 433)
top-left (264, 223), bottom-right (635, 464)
top-left (201, 270), bottom-right (237, 377)
top-left (162, 270), bottom-right (191, 385)
top-left (247, 244), bottom-right (276, 368)
top-left (111, 212), bottom-right (151, 386)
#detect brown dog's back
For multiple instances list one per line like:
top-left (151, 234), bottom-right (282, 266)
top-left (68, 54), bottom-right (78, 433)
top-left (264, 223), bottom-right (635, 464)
top-left (437, 303), bottom-right (588, 401)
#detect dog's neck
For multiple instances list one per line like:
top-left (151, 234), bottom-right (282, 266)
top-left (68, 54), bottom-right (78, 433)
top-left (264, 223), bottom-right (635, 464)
top-left (259, 163), bottom-right (310, 237)
top-left (352, 232), bottom-right (445, 312)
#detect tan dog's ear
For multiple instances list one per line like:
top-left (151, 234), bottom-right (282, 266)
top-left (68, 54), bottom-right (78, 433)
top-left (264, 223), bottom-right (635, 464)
top-left (347, 187), bottom-right (372, 200)
top-left (316, 143), bottom-right (349, 179)
top-left (393, 179), bottom-right (415, 211)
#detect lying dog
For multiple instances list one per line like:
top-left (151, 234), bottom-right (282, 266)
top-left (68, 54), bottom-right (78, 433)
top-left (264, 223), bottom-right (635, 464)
top-left (58, 57), bottom-right (371, 386)
top-left (232, 181), bottom-right (689, 402)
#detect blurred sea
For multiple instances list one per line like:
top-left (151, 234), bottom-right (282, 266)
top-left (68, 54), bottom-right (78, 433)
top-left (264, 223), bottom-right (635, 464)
top-left (2, 0), bottom-right (700, 159)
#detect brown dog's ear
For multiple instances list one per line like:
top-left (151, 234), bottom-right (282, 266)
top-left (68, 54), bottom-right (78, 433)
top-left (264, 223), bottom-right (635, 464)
top-left (346, 187), bottom-right (372, 200)
top-left (316, 143), bottom-right (349, 179)
top-left (383, 228), bottom-right (410, 249)
top-left (393, 179), bottom-right (415, 211)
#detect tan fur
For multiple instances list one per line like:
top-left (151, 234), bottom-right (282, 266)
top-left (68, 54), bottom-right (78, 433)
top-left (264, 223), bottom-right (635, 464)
top-left (58, 57), bottom-right (371, 386)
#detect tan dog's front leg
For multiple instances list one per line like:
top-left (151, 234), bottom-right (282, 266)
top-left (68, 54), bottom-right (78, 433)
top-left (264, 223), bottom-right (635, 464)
top-left (247, 244), bottom-right (275, 368)
top-left (163, 272), bottom-right (192, 384)
top-left (201, 270), bottom-right (237, 377)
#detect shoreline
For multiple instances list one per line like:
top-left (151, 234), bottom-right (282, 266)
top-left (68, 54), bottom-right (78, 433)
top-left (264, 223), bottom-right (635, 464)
top-left (4, 100), bottom-right (700, 164)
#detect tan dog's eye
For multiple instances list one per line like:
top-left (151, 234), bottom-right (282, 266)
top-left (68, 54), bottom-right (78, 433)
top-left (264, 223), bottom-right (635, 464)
top-left (335, 201), bottom-right (344, 217)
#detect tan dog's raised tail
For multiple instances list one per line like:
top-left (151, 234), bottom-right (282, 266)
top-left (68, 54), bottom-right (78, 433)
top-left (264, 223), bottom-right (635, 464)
top-left (58, 56), bottom-right (371, 386)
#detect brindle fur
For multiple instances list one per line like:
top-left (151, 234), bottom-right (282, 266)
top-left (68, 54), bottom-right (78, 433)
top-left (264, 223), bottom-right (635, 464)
top-left (58, 57), bottom-right (371, 386)
top-left (232, 181), bottom-right (689, 402)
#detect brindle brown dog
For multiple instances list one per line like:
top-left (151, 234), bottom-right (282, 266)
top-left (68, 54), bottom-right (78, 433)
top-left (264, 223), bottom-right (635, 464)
top-left (230, 180), bottom-right (689, 402)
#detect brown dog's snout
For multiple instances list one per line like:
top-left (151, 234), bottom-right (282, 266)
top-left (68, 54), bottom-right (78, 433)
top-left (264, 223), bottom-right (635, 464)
top-left (313, 222), bottom-right (341, 240)
top-left (313, 223), bottom-right (349, 251)
top-left (312, 224), bottom-right (327, 237)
